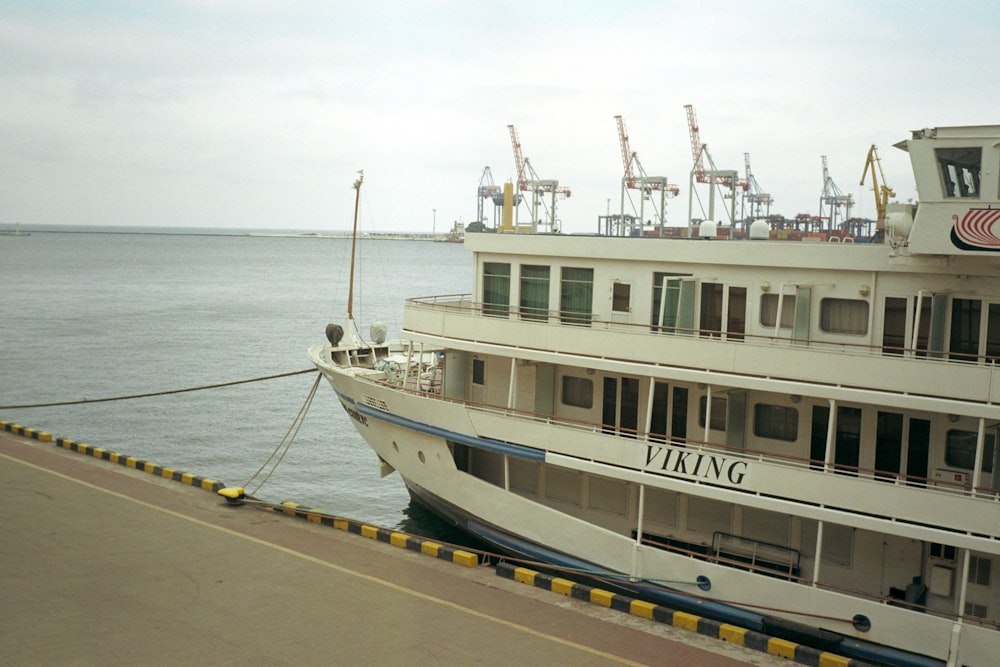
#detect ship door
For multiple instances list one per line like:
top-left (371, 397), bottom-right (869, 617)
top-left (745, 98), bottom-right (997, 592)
top-left (602, 376), bottom-right (639, 437)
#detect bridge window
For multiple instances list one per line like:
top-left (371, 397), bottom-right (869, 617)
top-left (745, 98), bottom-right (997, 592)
top-left (937, 146), bottom-right (981, 198)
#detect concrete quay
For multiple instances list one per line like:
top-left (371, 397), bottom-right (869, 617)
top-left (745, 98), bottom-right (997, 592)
top-left (0, 427), bottom-right (790, 666)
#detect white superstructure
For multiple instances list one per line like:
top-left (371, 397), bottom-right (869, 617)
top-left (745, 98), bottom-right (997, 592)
top-left (309, 125), bottom-right (1000, 667)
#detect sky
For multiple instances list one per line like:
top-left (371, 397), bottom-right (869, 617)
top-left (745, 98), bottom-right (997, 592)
top-left (2, 1), bottom-right (998, 234)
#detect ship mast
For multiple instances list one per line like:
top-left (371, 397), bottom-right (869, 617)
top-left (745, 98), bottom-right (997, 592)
top-left (347, 170), bottom-right (363, 323)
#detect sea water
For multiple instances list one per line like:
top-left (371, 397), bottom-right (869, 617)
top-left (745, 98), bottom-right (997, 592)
top-left (0, 229), bottom-right (470, 535)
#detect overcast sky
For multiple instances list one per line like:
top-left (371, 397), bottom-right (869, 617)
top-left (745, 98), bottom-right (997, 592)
top-left (3, 1), bottom-right (997, 233)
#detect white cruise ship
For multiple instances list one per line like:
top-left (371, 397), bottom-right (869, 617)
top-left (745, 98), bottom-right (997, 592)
top-left (309, 125), bottom-right (1000, 667)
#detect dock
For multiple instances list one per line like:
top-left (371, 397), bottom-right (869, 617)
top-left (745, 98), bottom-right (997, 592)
top-left (0, 427), bottom-right (794, 666)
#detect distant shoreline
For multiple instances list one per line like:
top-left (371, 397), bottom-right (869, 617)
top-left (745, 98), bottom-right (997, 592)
top-left (1, 225), bottom-right (454, 241)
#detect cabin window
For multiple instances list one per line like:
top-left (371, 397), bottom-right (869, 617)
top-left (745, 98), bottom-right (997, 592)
top-left (472, 358), bottom-right (485, 385)
top-left (881, 297), bottom-right (908, 355)
top-left (945, 429), bottom-right (996, 472)
top-left (519, 265), bottom-right (550, 321)
top-left (820, 298), bottom-right (869, 335)
top-left (930, 543), bottom-right (957, 561)
top-left (949, 298), bottom-right (981, 362)
top-left (759, 293), bottom-right (795, 329)
top-left (700, 282), bottom-right (723, 337)
top-left (612, 281), bottom-right (631, 313)
top-left (561, 375), bottom-right (593, 409)
top-left (697, 396), bottom-right (727, 431)
top-left (559, 267), bottom-right (593, 326)
top-left (483, 262), bottom-right (510, 317)
top-left (728, 286), bottom-right (747, 341)
top-left (753, 404), bottom-right (798, 442)
top-left (651, 272), bottom-right (694, 334)
top-left (969, 556), bottom-right (992, 586)
top-left (937, 146), bottom-right (981, 198)
top-left (987, 304), bottom-right (1000, 362)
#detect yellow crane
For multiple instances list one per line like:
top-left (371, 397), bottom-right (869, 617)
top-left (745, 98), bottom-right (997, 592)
top-left (860, 144), bottom-right (895, 230)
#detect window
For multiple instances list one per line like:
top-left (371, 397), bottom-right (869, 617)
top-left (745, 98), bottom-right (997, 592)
top-left (930, 543), bottom-right (957, 561)
top-left (945, 429), bottom-right (996, 472)
top-left (519, 265), bottom-right (550, 321)
top-left (560, 267), bottom-right (593, 326)
top-left (937, 147), bottom-right (981, 198)
top-left (698, 396), bottom-right (727, 431)
top-left (700, 282), bottom-right (723, 337)
top-left (753, 404), bottom-right (799, 442)
top-left (820, 298), bottom-right (869, 335)
top-left (760, 293), bottom-right (795, 328)
top-left (969, 556), bottom-right (992, 586)
top-left (651, 272), bottom-right (694, 334)
top-left (950, 298), bottom-right (981, 361)
top-left (472, 358), bottom-right (485, 385)
top-left (561, 375), bottom-right (593, 408)
top-left (612, 281), bottom-right (631, 313)
top-left (483, 262), bottom-right (510, 317)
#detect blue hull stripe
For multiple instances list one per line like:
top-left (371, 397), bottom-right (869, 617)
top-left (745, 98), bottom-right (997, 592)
top-left (336, 390), bottom-right (546, 461)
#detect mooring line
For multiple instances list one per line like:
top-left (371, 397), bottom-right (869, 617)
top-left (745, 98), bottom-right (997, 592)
top-left (243, 374), bottom-right (322, 495)
top-left (0, 368), bottom-right (319, 410)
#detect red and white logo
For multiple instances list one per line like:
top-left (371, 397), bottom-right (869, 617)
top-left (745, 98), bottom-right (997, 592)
top-left (951, 208), bottom-right (1000, 250)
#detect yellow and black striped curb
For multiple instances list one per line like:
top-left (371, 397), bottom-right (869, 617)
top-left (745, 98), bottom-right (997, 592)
top-left (1, 421), bottom-right (53, 442)
top-left (272, 501), bottom-right (480, 568)
top-left (53, 434), bottom-right (224, 493)
top-left (496, 563), bottom-right (869, 667)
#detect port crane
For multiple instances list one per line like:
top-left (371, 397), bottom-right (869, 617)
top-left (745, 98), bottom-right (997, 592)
top-left (508, 124), bottom-right (571, 232)
top-left (819, 155), bottom-right (854, 230)
top-left (860, 145), bottom-right (894, 231)
top-left (613, 115), bottom-right (678, 234)
top-left (742, 152), bottom-right (773, 220)
top-left (684, 104), bottom-right (743, 231)
top-left (476, 166), bottom-right (502, 228)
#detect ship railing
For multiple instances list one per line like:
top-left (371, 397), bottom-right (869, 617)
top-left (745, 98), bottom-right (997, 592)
top-left (638, 529), bottom-right (1000, 629)
top-left (361, 367), bottom-right (1000, 500)
top-left (405, 294), bottom-right (1000, 365)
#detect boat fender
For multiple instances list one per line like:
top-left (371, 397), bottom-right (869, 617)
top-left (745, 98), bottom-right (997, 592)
top-left (218, 487), bottom-right (246, 505)
top-left (326, 323), bottom-right (344, 346)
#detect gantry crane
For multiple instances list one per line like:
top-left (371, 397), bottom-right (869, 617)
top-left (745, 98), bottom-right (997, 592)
top-left (507, 124), bottom-right (571, 232)
top-left (743, 152), bottom-right (773, 220)
top-left (684, 104), bottom-right (743, 231)
top-left (860, 145), bottom-right (894, 231)
top-left (614, 115), bottom-right (679, 233)
top-left (819, 155), bottom-right (854, 230)
top-left (476, 166), bottom-right (501, 227)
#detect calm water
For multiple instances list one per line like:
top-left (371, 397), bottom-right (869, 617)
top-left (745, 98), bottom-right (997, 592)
top-left (0, 230), bottom-right (469, 536)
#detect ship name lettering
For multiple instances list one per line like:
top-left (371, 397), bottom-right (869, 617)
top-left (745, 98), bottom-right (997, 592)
top-left (342, 403), bottom-right (368, 426)
top-left (644, 445), bottom-right (748, 486)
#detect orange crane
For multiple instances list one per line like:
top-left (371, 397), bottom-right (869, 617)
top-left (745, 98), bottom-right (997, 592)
top-left (860, 144), bottom-right (894, 230)
top-left (683, 105), bottom-right (742, 229)
top-left (507, 124), bottom-right (570, 232)
top-left (614, 115), bottom-right (678, 230)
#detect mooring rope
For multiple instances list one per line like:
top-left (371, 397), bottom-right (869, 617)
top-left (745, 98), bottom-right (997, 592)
top-left (243, 373), bottom-right (322, 496)
top-left (0, 368), bottom-right (319, 410)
